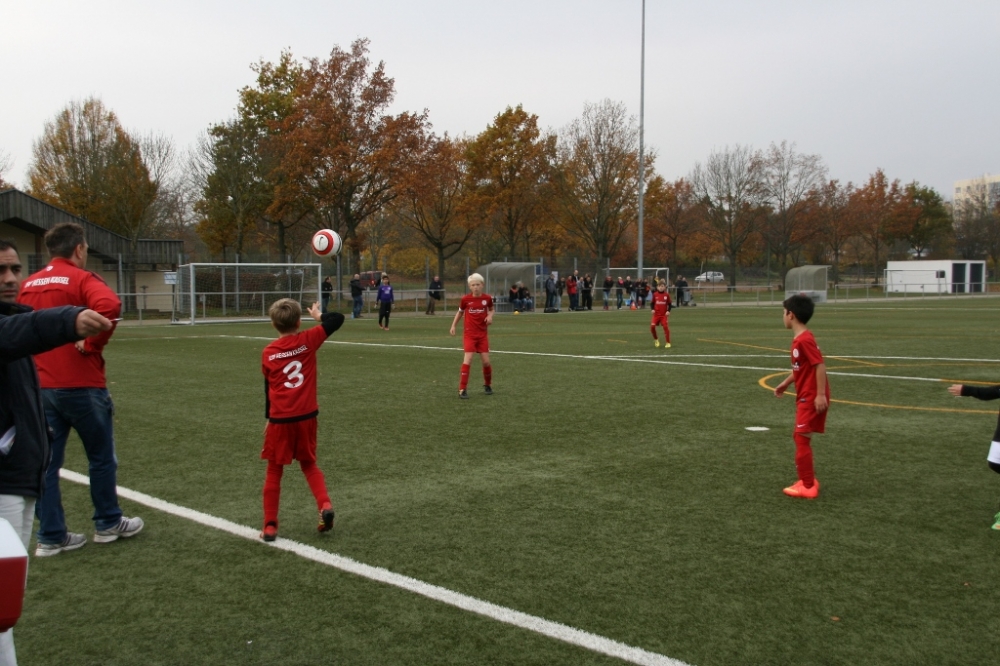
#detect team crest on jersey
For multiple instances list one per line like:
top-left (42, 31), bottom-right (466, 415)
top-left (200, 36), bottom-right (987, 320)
top-left (792, 349), bottom-right (799, 358)
top-left (481, 299), bottom-right (486, 306)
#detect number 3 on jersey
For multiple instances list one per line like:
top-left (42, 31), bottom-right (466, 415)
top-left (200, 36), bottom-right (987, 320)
top-left (283, 360), bottom-right (304, 388)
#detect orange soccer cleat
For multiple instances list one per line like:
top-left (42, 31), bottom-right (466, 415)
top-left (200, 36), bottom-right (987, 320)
top-left (782, 479), bottom-right (820, 499)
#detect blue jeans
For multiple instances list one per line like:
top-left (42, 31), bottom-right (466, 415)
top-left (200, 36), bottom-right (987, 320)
top-left (321, 294), bottom-right (330, 313)
top-left (352, 295), bottom-right (363, 318)
top-left (36, 388), bottom-right (122, 543)
top-left (569, 293), bottom-right (579, 310)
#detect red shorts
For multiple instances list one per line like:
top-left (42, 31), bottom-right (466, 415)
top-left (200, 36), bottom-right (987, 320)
top-left (651, 313), bottom-right (669, 327)
top-left (261, 418), bottom-right (318, 465)
top-left (463, 336), bottom-right (489, 353)
top-left (794, 399), bottom-right (827, 435)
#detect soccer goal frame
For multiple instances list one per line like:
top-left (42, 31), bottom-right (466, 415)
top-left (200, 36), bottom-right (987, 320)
top-left (172, 263), bottom-right (323, 325)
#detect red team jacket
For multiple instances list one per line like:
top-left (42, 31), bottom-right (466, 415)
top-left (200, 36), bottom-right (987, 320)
top-left (18, 257), bottom-right (121, 389)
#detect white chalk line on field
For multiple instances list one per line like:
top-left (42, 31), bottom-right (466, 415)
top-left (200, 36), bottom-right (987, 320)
top-left (58, 469), bottom-right (687, 666)
top-left (119, 335), bottom-right (998, 383)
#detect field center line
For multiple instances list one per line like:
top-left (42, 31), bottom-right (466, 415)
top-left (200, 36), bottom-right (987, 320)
top-left (58, 469), bottom-right (689, 666)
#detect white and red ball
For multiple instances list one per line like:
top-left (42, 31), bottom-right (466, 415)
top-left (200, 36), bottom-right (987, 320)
top-left (311, 229), bottom-right (342, 257)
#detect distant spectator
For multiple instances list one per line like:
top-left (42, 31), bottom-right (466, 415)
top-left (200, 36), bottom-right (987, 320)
top-left (602, 275), bottom-right (614, 310)
top-left (509, 284), bottom-right (522, 312)
top-left (624, 276), bottom-right (634, 306)
top-left (582, 274), bottom-right (594, 310)
top-left (426, 275), bottom-right (443, 315)
top-left (321, 277), bottom-right (333, 313)
top-left (638, 279), bottom-right (650, 308)
top-left (544, 272), bottom-right (557, 309)
top-left (520, 286), bottom-right (533, 312)
top-left (557, 277), bottom-right (566, 310)
top-left (616, 277), bottom-right (625, 309)
top-left (349, 274), bottom-right (364, 319)
top-left (676, 275), bottom-right (690, 306)
top-left (567, 271), bottom-right (580, 311)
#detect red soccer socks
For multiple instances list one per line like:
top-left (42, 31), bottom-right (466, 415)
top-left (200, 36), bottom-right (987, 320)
top-left (459, 363), bottom-right (471, 390)
top-left (483, 364), bottom-right (492, 388)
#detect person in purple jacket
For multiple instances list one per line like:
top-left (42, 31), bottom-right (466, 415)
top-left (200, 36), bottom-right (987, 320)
top-left (376, 274), bottom-right (394, 330)
top-left (948, 381), bottom-right (1000, 530)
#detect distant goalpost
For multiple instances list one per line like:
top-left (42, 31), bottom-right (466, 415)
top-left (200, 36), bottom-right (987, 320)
top-left (173, 263), bottom-right (322, 324)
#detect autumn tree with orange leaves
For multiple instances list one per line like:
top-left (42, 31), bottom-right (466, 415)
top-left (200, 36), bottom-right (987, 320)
top-left (392, 135), bottom-right (477, 277)
top-left (644, 175), bottom-right (700, 266)
top-left (465, 105), bottom-right (556, 258)
top-left (850, 169), bottom-right (901, 282)
top-left (269, 39), bottom-right (428, 270)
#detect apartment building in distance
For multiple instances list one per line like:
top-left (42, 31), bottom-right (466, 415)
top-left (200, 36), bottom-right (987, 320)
top-left (953, 173), bottom-right (1000, 206)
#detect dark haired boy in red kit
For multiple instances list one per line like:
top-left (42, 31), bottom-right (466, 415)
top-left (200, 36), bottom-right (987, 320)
top-left (650, 280), bottom-right (672, 348)
top-left (773, 294), bottom-right (829, 499)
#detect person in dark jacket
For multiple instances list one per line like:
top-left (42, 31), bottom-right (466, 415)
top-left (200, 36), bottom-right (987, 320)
top-left (948, 382), bottom-right (1000, 530)
top-left (602, 275), bottom-right (614, 310)
top-left (544, 273), bottom-right (557, 309)
top-left (426, 275), bottom-right (443, 315)
top-left (349, 274), bottom-right (364, 319)
top-left (581, 274), bottom-right (593, 310)
top-left (321, 277), bottom-right (333, 313)
top-left (0, 239), bottom-right (112, 663)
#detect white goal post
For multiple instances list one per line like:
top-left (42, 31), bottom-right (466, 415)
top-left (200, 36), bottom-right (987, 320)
top-left (173, 263), bottom-right (323, 324)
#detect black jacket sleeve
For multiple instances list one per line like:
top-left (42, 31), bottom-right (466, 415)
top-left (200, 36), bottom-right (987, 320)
top-left (961, 385), bottom-right (1000, 401)
top-left (0, 306), bottom-right (86, 362)
top-left (321, 312), bottom-right (345, 336)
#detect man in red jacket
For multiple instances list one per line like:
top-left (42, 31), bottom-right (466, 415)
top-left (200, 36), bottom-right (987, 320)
top-left (18, 222), bottom-right (144, 557)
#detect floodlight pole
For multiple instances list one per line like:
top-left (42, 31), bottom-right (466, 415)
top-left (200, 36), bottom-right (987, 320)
top-left (636, 0), bottom-right (646, 281)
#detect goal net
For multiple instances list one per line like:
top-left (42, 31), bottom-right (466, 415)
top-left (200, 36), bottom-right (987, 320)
top-left (173, 263), bottom-right (323, 324)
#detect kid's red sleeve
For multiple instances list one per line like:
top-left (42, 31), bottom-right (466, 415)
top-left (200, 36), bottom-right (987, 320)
top-left (801, 338), bottom-right (824, 367)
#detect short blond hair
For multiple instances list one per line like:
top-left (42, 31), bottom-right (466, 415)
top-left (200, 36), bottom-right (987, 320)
top-left (467, 273), bottom-right (484, 286)
top-left (269, 298), bottom-right (301, 333)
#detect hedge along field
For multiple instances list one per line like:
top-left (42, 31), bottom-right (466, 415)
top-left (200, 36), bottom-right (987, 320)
top-left (18, 297), bottom-right (1000, 666)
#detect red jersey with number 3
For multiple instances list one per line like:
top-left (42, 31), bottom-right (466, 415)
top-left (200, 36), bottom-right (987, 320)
top-left (651, 290), bottom-right (672, 316)
top-left (790, 330), bottom-right (829, 403)
top-left (262, 325), bottom-right (327, 422)
top-left (459, 293), bottom-right (494, 339)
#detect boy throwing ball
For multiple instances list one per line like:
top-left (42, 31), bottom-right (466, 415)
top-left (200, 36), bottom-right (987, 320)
top-left (773, 295), bottom-right (829, 499)
top-left (650, 280), bottom-right (672, 348)
top-left (260, 299), bottom-right (344, 541)
top-left (450, 273), bottom-right (494, 399)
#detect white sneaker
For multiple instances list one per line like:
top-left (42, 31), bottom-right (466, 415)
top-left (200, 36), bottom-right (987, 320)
top-left (94, 516), bottom-right (144, 543)
top-left (35, 532), bottom-right (87, 557)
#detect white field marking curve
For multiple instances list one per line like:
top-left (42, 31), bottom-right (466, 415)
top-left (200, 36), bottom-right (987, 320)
top-left (120, 335), bottom-right (998, 383)
top-left (58, 469), bottom-right (688, 666)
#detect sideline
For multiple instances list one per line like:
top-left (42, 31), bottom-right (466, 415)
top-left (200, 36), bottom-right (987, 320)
top-left (58, 469), bottom-right (688, 666)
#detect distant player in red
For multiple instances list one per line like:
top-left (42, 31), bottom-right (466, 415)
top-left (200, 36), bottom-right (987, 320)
top-left (449, 272), bottom-right (494, 399)
top-left (259, 298), bottom-right (344, 541)
top-left (773, 295), bottom-right (829, 499)
top-left (650, 280), bottom-right (672, 348)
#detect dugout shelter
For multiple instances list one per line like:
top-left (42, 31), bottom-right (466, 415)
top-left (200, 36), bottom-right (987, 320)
top-left (784, 265), bottom-right (830, 303)
top-left (473, 262), bottom-right (542, 308)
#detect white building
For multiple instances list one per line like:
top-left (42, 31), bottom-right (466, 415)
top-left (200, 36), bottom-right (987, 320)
top-left (953, 174), bottom-right (1000, 206)
top-left (885, 260), bottom-right (986, 294)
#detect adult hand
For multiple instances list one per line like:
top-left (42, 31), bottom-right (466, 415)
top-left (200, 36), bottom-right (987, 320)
top-left (75, 309), bottom-right (112, 337)
top-left (947, 384), bottom-right (964, 397)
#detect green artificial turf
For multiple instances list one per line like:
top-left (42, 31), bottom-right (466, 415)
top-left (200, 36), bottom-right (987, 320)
top-left (17, 298), bottom-right (1000, 665)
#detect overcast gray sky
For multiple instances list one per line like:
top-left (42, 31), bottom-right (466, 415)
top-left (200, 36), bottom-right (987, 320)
top-left (2, 0), bottom-right (997, 199)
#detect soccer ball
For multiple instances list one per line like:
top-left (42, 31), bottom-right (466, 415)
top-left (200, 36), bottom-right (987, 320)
top-left (311, 229), bottom-right (342, 257)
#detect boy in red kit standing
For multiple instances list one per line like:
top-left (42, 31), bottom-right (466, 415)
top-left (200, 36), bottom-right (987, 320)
top-left (449, 273), bottom-right (494, 399)
top-left (773, 295), bottom-right (829, 499)
top-left (260, 299), bottom-right (344, 541)
top-left (650, 280), bottom-right (672, 348)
